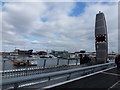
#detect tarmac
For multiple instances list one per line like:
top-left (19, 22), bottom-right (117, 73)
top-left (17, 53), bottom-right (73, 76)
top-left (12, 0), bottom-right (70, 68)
top-left (47, 67), bottom-right (120, 89)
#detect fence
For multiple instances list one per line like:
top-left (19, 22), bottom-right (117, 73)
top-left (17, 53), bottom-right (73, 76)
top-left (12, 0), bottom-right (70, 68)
top-left (1, 58), bottom-right (115, 79)
top-left (2, 58), bottom-right (80, 70)
top-left (1, 65), bottom-right (72, 78)
top-left (1, 58), bottom-right (82, 78)
top-left (1, 62), bottom-right (116, 89)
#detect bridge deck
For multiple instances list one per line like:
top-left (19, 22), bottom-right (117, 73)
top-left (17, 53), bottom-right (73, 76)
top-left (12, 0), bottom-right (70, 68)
top-left (46, 68), bottom-right (120, 89)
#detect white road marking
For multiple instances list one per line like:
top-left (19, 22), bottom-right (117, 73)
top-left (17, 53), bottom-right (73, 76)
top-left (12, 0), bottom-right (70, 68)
top-left (108, 80), bottom-right (120, 90)
top-left (101, 72), bottom-right (120, 77)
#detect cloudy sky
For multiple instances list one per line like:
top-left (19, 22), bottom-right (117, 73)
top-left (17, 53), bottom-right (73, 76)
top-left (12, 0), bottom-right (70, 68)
top-left (1, 1), bottom-right (118, 53)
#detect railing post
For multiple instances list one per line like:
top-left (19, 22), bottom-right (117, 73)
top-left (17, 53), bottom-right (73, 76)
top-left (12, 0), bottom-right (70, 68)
top-left (68, 59), bottom-right (70, 65)
top-left (76, 59), bottom-right (78, 65)
top-left (67, 73), bottom-right (71, 80)
top-left (3, 60), bottom-right (5, 71)
top-left (43, 59), bottom-right (46, 68)
top-left (14, 83), bottom-right (19, 89)
top-left (26, 60), bottom-right (29, 76)
top-left (26, 68), bottom-right (28, 76)
top-left (48, 76), bottom-right (51, 81)
top-left (57, 58), bottom-right (59, 66)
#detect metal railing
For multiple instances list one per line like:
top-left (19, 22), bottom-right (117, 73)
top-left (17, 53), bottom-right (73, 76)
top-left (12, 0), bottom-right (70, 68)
top-left (1, 58), bottom-right (81, 78)
top-left (1, 62), bottom-right (116, 89)
top-left (1, 65), bottom-right (72, 78)
top-left (2, 58), bottom-right (80, 70)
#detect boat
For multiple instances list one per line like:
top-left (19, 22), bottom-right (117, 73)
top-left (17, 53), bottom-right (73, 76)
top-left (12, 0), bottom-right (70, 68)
top-left (13, 56), bottom-right (37, 66)
top-left (13, 58), bottom-right (26, 66)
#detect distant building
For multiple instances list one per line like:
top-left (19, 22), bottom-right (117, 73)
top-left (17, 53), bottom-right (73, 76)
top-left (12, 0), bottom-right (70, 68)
top-left (51, 50), bottom-right (69, 58)
top-left (18, 50), bottom-right (33, 56)
top-left (80, 50), bottom-right (86, 53)
top-left (14, 49), bottom-right (33, 56)
top-left (35, 51), bottom-right (47, 55)
top-left (2, 52), bottom-right (10, 56)
top-left (69, 53), bottom-right (77, 58)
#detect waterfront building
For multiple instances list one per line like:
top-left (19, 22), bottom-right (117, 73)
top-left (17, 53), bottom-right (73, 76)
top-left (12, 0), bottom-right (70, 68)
top-left (14, 49), bottom-right (33, 57)
top-left (35, 51), bottom-right (47, 55)
top-left (50, 50), bottom-right (69, 59)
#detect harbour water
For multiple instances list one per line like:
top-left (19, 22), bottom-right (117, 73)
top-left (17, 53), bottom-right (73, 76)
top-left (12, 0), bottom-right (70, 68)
top-left (0, 56), bottom-right (80, 70)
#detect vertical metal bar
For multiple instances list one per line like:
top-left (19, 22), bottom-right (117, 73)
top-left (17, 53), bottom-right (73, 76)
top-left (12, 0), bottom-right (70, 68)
top-left (8, 71), bottom-right (9, 78)
top-left (11, 70), bottom-right (13, 78)
top-left (9, 71), bottom-right (10, 78)
top-left (5, 71), bottom-right (7, 78)
top-left (38, 66), bottom-right (40, 74)
top-left (48, 76), bottom-right (51, 81)
top-left (10, 71), bottom-right (12, 78)
top-left (15, 70), bottom-right (16, 78)
top-left (43, 59), bottom-right (46, 68)
top-left (14, 70), bottom-right (16, 78)
top-left (18, 69), bottom-right (19, 77)
top-left (76, 59), bottom-right (78, 65)
top-left (27, 68), bottom-right (29, 75)
top-left (36, 67), bottom-right (37, 74)
top-left (14, 83), bottom-right (19, 89)
top-left (24, 69), bottom-right (26, 76)
top-left (67, 73), bottom-right (71, 80)
top-left (22, 69), bottom-right (24, 76)
top-left (20, 70), bottom-right (21, 77)
top-left (12, 70), bottom-right (14, 78)
top-left (36, 67), bottom-right (38, 74)
top-left (4, 71), bottom-right (5, 78)
top-left (68, 59), bottom-right (70, 65)
top-left (57, 58), bottom-right (59, 66)
top-left (1, 72), bottom-right (3, 78)
top-left (26, 68), bottom-right (28, 76)
top-left (18, 71), bottom-right (19, 77)
top-left (23, 69), bottom-right (24, 76)
top-left (3, 60), bottom-right (5, 71)
top-left (26, 61), bottom-right (28, 76)
top-left (5, 72), bottom-right (7, 78)
top-left (29, 68), bottom-right (31, 75)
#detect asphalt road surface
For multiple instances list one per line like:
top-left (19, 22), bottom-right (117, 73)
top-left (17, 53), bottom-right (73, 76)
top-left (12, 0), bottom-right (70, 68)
top-left (47, 67), bottom-right (120, 89)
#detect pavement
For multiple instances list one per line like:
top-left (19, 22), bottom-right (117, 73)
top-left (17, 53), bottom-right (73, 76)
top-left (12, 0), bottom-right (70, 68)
top-left (47, 67), bottom-right (120, 89)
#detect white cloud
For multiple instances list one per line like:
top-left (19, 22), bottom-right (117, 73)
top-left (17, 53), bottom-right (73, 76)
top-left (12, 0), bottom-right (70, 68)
top-left (2, 2), bottom-right (118, 53)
